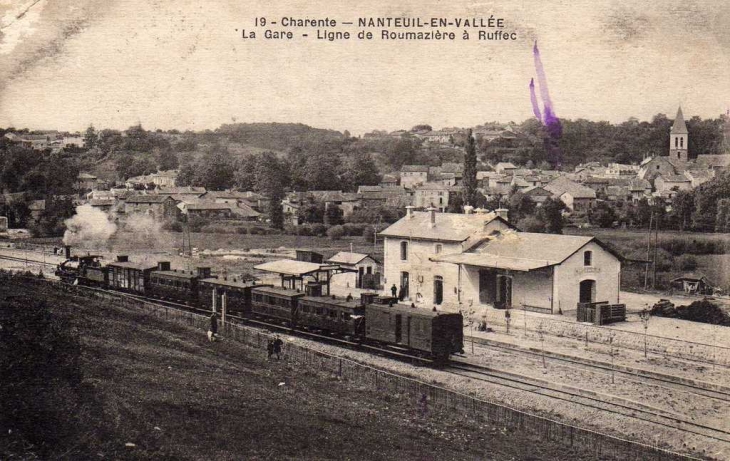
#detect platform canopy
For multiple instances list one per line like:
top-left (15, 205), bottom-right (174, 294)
top-left (431, 253), bottom-right (553, 272)
top-left (254, 259), bottom-right (341, 276)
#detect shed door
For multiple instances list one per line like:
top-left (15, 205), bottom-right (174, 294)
top-left (579, 280), bottom-right (596, 304)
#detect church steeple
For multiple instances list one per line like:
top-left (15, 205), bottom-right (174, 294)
top-left (669, 106), bottom-right (688, 164)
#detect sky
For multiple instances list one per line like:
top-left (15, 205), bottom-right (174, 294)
top-left (0, 0), bottom-right (728, 135)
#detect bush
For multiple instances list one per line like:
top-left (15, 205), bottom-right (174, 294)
top-left (311, 224), bottom-right (327, 237)
top-left (187, 215), bottom-right (208, 232)
top-left (161, 220), bottom-right (183, 232)
top-left (343, 223), bottom-right (365, 236)
top-left (295, 224), bottom-right (313, 236)
top-left (327, 225), bottom-right (345, 240)
top-left (674, 254), bottom-right (698, 271)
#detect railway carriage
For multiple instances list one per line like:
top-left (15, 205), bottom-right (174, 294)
top-left (148, 263), bottom-right (202, 304)
top-left (365, 304), bottom-right (464, 360)
top-left (297, 296), bottom-right (365, 336)
top-left (106, 256), bottom-right (156, 294)
top-left (198, 278), bottom-right (269, 317)
top-left (250, 286), bottom-right (305, 323)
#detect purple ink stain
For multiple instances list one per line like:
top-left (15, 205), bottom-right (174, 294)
top-left (530, 41), bottom-right (563, 169)
top-left (529, 78), bottom-right (542, 121)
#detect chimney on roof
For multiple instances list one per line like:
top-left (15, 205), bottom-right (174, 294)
top-left (427, 207), bottom-right (437, 228)
top-left (463, 205), bottom-right (474, 215)
top-left (405, 205), bottom-right (415, 219)
top-left (495, 208), bottom-right (509, 221)
top-left (474, 207), bottom-right (487, 214)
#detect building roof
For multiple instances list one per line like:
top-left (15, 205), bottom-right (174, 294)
top-left (230, 202), bottom-right (261, 218)
top-left (380, 175), bottom-right (399, 183)
top-left (379, 211), bottom-right (511, 242)
top-left (77, 172), bottom-right (98, 180)
top-left (199, 278), bottom-right (259, 289)
top-left (254, 259), bottom-right (338, 276)
top-left (658, 174), bottom-right (691, 183)
top-left (184, 202), bottom-right (232, 211)
top-left (89, 199), bottom-right (114, 207)
top-left (544, 177), bottom-right (597, 199)
top-left (523, 186), bottom-right (552, 197)
top-left (157, 186), bottom-right (206, 195)
top-left (126, 195), bottom-right (173, 204)
top-left (326, 251), bottom-right (378, 266)
top-left (495, 162), bottom-right (517, 170)
top-left (432, 231), bottom-right (619, 271)
top-left (107, 261), bottom-right (157, 270)
top-left (416, 182), bottom-right (450, 191)
top-left (401, 165), bottom-right (430, 173)
top-left (695, 154), bottom-right (730, 169)
top-left (671, 107), bottom-right (688, 134)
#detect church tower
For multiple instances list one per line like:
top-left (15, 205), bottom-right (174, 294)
top-left (669, 106), bottom-right (688, 164)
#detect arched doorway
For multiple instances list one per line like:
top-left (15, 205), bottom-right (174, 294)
top-left (579, 279), bottom-right (596, 304)
top-left (433, 276), bottom-right (444, 305)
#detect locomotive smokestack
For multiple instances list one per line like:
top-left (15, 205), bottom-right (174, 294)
top-left (64, 245), bottom-right (71, 260)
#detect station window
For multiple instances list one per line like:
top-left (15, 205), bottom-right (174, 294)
top-left (584, 250), bottom-right (593, 267)
top-left (400, 241), bottom-right (408, 261)
top-left (434, 244), bottom-right (442, 254)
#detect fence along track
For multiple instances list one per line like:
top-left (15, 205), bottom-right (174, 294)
top-left (445, 361), bottom-right (730, 445)
top-left (2, 273), bottom-right (704, 461)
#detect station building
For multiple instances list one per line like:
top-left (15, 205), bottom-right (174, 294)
top-left (379, 207), bottom-right (622, 314)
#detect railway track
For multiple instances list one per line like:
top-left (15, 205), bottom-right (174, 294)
top-left (0, 253), bottom-right (58, 268)
top-left (472, 339), bottom-right (730, 403)
top-left (445, 359), bottom-right (730, 445)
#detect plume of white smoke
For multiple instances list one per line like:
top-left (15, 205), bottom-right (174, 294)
top-left (122, 213), bottom-right (164, 248)
top-left (63, 204), bottom-right (117, 246)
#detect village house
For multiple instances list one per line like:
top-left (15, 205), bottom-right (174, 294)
top-left (75, 172), bottom-right (100, 191)
top-left (523, 186), bottom-right (553, 205)
top-left (544, 177), bottom-right (597, 212)
top-left (327, 251), bottom-right (382, 289)
top-left (683, 169), bottom-right (714, 188)
top-left (399, 165), bottom-right (430, 189)
top-left (88, 198), bottom-right (115, 213)
top-left (380, 207), bottom-right (621, 314)
top-left (124, 195), bottom-right (179, 219)
top-left (379, 174), bottom-right (400, 188)
top-left (654, 174), bottom-right (692, 194)
top-left (494, 162), bottom-right (518, 175)
top-left (413, 183), bottom-right (453, 211)
top-left (178, 202), bottom-right (232, 219)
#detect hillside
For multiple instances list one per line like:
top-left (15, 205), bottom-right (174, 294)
top-left (1, 276), bottom-right (603, 461)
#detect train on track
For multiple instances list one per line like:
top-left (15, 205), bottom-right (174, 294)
top-left (55, 247), bottom-right (464, 361)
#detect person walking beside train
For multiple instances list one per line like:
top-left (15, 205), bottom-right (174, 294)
top-left (208, 312), bottom-right (219, 342)
top-left (266, 339), bottom-right (274, 360)
top-left (273, 336), bottom-right (283, 360)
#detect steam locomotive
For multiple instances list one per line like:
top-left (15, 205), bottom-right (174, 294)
top-left (55, 247), bottom-right (464, 361)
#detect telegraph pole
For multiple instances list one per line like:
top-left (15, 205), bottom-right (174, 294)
top-left (644, 212), bottom-right (653, 290)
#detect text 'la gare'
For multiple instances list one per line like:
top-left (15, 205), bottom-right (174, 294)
top-left (240, 30), bottom-right (351, 41)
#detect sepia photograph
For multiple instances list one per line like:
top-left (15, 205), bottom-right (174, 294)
top-left (0, 0), bottom-right (729, 460)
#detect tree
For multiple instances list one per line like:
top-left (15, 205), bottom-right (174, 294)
top-left (671, 190), bottom-right (694, 231)
top-left (716, 198), bottom-right (730, 233)
top-left (507, 191), bottom-right (536, 222)
top-left (155, 148), bottom-right (179, 171)
top-left (411, 124), bottom-right (432, 133)
top-left (588, 201), bottom-right (617, 228)
top-left (234, 155), bottom-right (258, 191)
top-left (537, 198), bottom-right (566, 234)
top-left (255, 152), bottom-right (286, 229)
top-left (462, 129), bottom-right (478, 207)
top-left (517, 215), bottom-right (546, 233)
top-left (324, 204), bottom-right (344, 226)
top-left (197, 151), bottom-right (234, 191)
top-left (298, 201), bottom-right (325, 224)
top-left (340, 153), bottom-right (381, 192)
top-left (83, 124), bottom-right (97, 149)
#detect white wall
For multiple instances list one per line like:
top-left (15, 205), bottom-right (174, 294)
top-left (553, 241), bottom-right (620, 312)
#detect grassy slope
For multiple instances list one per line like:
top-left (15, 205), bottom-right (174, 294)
top-left (5, 279), bottom-right (606, 461)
